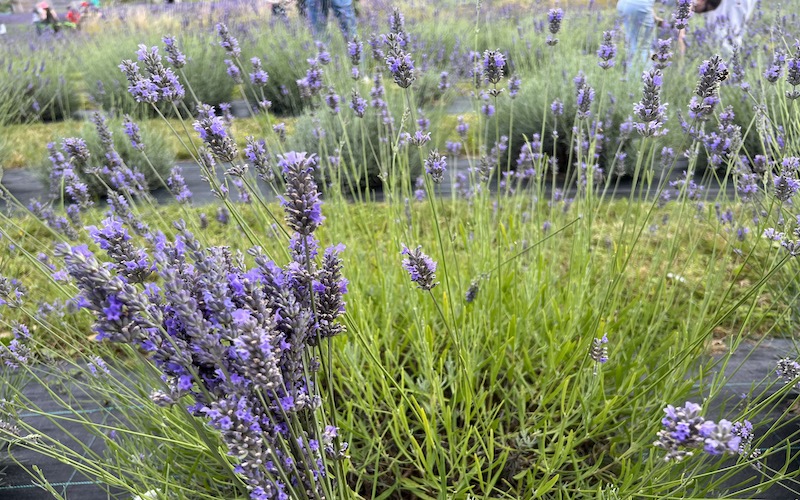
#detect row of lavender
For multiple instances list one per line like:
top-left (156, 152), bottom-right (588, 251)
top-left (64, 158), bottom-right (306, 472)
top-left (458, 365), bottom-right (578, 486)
top-left (2, 0), bottom-right (800, 498)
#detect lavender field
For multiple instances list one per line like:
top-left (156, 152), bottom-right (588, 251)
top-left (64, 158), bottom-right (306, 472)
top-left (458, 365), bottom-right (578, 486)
top-left (2, 0), bottom-right (800, 498)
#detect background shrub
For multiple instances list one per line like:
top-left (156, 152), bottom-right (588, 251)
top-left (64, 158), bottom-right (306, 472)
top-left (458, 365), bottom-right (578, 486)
top-left (37, 118), bottom-right (174, 197)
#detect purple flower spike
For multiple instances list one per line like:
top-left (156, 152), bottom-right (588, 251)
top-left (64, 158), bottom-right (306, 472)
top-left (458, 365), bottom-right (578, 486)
top-left (597, 31), bottom-right (616, 69)
top-left (634, 69), bottom-right (668, 137)
top-left (401, 245), bottom-right (438, 291)
top-left (279, 152), bottom-right (324, 236)
top-left (424, 150), bottom-right (447, 184)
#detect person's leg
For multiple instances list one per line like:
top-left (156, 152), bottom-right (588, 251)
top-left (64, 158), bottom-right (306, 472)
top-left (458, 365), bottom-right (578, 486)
top-left (307, 0), bottom-right (327, 38)
top-left (330, 0), bottom-right (356, 37)
top-left (635, 16), bottom-right (654, 68)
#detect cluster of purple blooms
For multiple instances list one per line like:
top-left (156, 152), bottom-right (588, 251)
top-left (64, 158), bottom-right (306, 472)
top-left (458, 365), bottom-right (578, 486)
top-left (634, 69), bottom-right (668, 137)
top-left (776, 358), bottom-right (800, 387)
top-left (193, 105), bottom-right (239, 163)
top-left (55, 151), bottom-right (349, 499)
top-left (596, 31), bottom-right (616, 70)
top-left (401, 245), bottom-right (438, 291)
top-left (688, 56), bottom-right (727, 121)
top-left (119, 44), bottom-right (185, 104)
top-left (546, 8), bottom-right (564, 46)
top-left (787, 40), bottom-right (800, 100)
top-left (573, 72), bottom-right (595, 120)
top-left (384, 33), bottom-right (415, 89)
top-left (654, 402), bottom-right (753, 462)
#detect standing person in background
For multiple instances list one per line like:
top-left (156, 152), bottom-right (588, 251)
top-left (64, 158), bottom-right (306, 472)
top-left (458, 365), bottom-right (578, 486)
top-left (308, 0), bottom-right (356, 39)
top-left (705, 0), bottom-right (757, 57)
top-left (33, 1), bottom-right (60, 34)
top-left (272, 0), bottom-right (307, 19)
top-left (617, 0), bottom-right (659, 74)
top-left (677, 0), bottom-right (724, 55)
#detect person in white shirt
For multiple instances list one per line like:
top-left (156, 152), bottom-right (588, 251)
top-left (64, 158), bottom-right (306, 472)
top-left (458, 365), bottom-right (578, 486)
top-left (705, 0), bottom-right (758, 57)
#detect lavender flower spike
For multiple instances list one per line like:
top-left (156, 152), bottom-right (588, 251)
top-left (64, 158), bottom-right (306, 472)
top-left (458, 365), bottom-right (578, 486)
top-left (634, 69), bottom-right (668, 137)
top-left (401, 244), bottom-right (438, 291)
top-left (483, 49), bottom-right (506, 85)
top-left (688, 55), bottom-right (727, 121)
top-left (547, 8), bottom-right (563, 45)
top-left (193, 108), bottom-right (238, 163)
top-left (384, 33), bottom-right (415, 88)
top-left (424, 149), bottom-right (447, 184)
top-left (672, 0), bottom-right (694, 29)
top-left (279, 152), bottom-right (324, 236)
top-left (597, 31), bottom-right (616, 69)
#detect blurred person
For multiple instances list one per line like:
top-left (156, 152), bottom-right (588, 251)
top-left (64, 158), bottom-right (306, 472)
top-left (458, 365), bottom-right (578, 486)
top-left (677, 0), bottom-right (724, 55)
top-left (705, 0), bottom-right (757, 57)
top-left (308, 0), bottom-right (356, 38)
top-left (66, 3), bottom-right (81, 26)
top-left (32, 1), bottom-right (60, 35)
top-left (616, 0), bottom-right (659, 73)
top-left (272, 0), bottom-right (307, 19)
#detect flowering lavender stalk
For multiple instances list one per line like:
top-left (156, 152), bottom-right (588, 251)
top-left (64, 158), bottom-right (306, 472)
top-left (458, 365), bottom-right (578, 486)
top-left (167, 166), bottom-right (192, 204)
top-left (248, 57), bottom-right (269, 87)
top-left (483, 49), bottom-right (506, 85)
top-left (653, 402), bottom-right (744, 461)
top-left (597, 31), bottom-right (616, 69)
top-left (389, 8), bottom-right (409, 48)
top-left (590, 335), bottom-right (609, 364)
top-left (133, 45), bottom-right (185, 102)
top-left (193, 108), bottom-right (238, 163)
top-left (401, 245), bottom-right (438, 291)
top-left (786, 40), bottom-right (800, 99)
top-left (215, 23), bottom-right (241, 58)
top-left (297, 58), bottom-right (324, 100)
top-left (122, 115), bottom-right (144, 151)
top-left (384, 33), bottom-right (415, 88)
top-left (348, 37), bottom-right (362, 79)
top-left (279, 152), bottom-right (324, 236)
top-left (575, 74), bottom-right (595, 120)
top-left (703, 106), bottom-right (742, 169)
top-left (87, 218), bottom-right (153, 283)
top-left (244, 137), bottom-right (273, 182)
top-left (311, 244), bottom-right (348, 344)
top-left (652, 38), bottom-right (674, 70)
top-left (119, 60), bottom-right (159, 104)
top-left (424, 150), bottom-right (447, 184)
top-left (634, 69), bottom-right (668, 137)
top-left (325, 87), bottom-right (341, 114)
top-left (688, 56), bottom-right (727, 121)
top-left (0, 275), bottom-right (26, 308)
top-left (162, 35), bottom-right (186, 69)
top-left (547, 8), bottom-right (563, 45)
top-left (438, 71), bottom-right (450, 91)
top-left (61, 137), bottom-right (90, 170)
top-left (764, 49), bottom-right (787, 84)
top-left (776, 358), bottom-right (800, 387)
top-left (773, 173), bottom-right (800, 202)
top-left (672, 0), bottom-right (694, 29)
top-left (508, 75), bottom-right (521, 98)
top-left (349, 89), bottom-right (367, 118)
top-left (456, 115), bottom-right (469, 139)
top-left (225, 59), bottom-right (242, 84)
